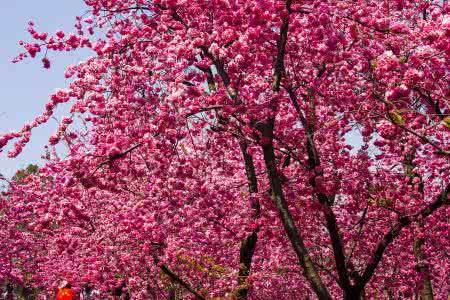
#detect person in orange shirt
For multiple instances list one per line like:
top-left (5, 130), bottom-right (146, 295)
top-left (57, 281), bottom-right (74, 300)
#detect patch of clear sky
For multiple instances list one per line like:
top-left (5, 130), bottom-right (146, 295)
top-left (0, 1), bottom-right (91, 178)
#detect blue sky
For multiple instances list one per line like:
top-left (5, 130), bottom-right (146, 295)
top-left (0, 1), bottom-right (91, 178)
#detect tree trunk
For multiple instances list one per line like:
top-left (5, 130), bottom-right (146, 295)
top-left (236, 141), bottom-right (260, 299)
top-left (286, 86), bottom-right (351, 292)
top-left (237, 232), bottom-right (258, 299)
top-left (405, 151), bottom-right (434, 300)
top-left (413, 236), bottom-right (434, 300)
top-left (343, 288), bottom-right (363, 300)
top-left (260, 120), bottom-right (331, 300)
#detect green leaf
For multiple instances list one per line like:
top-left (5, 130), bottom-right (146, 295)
top-left (388, 110), bottom-right (405, 125)
top-left (442, 117), bottom-right (450, 129)
top-left (370, 60), bottom-right (378, 70)
top-left (399, 56), bottom-right (408, 64)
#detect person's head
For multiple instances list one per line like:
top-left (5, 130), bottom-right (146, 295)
top-left (65, 283), bottom-right (72, 289)
top-left (58, 280), bottom-right (68, 289)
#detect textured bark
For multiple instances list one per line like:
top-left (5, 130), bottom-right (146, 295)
top-left (260, 120), bottom-right (332, 300)
top-left (272, 0), bottom-right (292, 91)
top-left (405, 152), bottom-right (434, 300)
top-left (237, 232), bottom-right (258, 300)
top-left (236, 141), bottom-right (260, 299)
top-left (343, 288), bottom-right (363, 300)
top-left (413, 234), bottom-right (434, 300)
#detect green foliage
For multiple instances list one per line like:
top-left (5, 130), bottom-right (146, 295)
top-left (442, 116), bottom-right (450, 129)
top-left (388, 110), bottom-right (405, 126)
top-left (11, 164), bottom-right (39, 183)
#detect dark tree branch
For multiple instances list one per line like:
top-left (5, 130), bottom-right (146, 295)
top-left (152, 254), bottom-right (207, 300)
top-left (272, 0), bottom-right (292, 92)
top-left (265, 10), bottom-right (332, 298)
top-left (155, 4), bottom-right (188, 29)
top-left (356, 185), bottom-right (449, 290)
top-left (414, 87), bottom-right (447, 120)
top-left (371, 91), bottom-right (450, 156)
top-left (344, 16), bottom-right (391, 34)
top-left (186, 105), bottom-right (223, 118)
top-left (236, 141), bottom-right (260, 299)
top-left (285, 86), bottom-right (351, 291)
top-left (198, 46), bottom-right (236, 99)
top-left (260, 118), bottom-right (332, 300)
top-left (404, 150), bottom-right (435, 299)
top-left (196, 65), bottom-right (217, 92)
top-left (159, 265), bottom-right (207, 300)
top-left (92, 143), bottom-right (142, 174)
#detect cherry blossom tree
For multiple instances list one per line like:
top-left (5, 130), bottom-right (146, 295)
top-left (1, 0), bottom-right (449, 299)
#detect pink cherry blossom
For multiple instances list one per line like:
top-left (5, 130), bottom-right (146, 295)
top-left (1, 1), bottom-right (449, 299)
